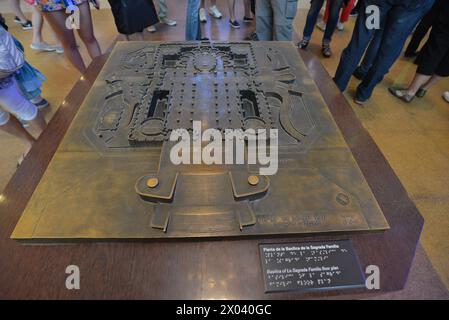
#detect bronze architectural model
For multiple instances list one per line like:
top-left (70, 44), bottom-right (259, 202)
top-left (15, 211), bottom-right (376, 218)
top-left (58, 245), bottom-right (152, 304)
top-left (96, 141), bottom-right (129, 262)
top-left (12, 42), bottom-right (389, 241)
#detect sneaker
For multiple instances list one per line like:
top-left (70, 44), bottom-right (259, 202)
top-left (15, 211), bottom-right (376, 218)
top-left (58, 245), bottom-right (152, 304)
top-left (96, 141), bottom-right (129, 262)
top-left (443, 91), bottom-right (449, 103)
top-left (147, 25), bottom-right (157, 33)
top-left (337, 22), bottom-right (344, 31)
top-left (209, 5), bottom-right (222, 19)
top-left (53, 45), bottom-right (64, 54)
top-left (13, 16), bottom-right (22, 24)
top-left (160, 17), bottom-right (177, 26)
top-left (316, 20), bottom-right (326, 31)
top-left (199, 8), bottom-right (207, 23)
top-left (30, 42), bottom-right (56, 52)
top-left (21, 20), bottom-right (33, 30)
top-left (33, 98), bottom-right (49, 109)
top-left (229, 20), bottom-right (240, 29)
top-left (322, 44), bottom-right (332, 58)
top-left (243, 16), bottom-right (253, 23)
top-left (298, 39), bottom-right (309, 49)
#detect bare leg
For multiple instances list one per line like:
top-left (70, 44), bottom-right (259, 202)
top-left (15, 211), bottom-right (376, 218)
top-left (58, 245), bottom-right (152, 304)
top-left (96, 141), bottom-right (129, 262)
top-left (31, 6), bottom-right (44, 45)
top-left (244, 0), bottom-right (252, 18)
top-left (228, 0), bottom-right (236, 22)
top-left (76, 2), bottom-right (101, 60)
top-left (421, 75), bottom-right (443, 91)
top-left (201, 0), bottom-right (205, 8)
top-left (43, 10), bottom-right (86, 73)
top-left (406, 73), bottom-right (432, 96)
top-left (8, 0), bottom-right (28, 23)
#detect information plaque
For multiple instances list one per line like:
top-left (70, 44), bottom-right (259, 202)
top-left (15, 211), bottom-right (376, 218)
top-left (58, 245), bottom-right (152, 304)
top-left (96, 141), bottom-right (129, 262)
top-left (259, 240), bottom-right (365, 293)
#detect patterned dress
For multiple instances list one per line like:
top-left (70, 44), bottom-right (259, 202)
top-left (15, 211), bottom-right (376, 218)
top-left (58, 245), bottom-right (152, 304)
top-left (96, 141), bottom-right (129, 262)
top-left (36, 0), bottom-right (88, 12)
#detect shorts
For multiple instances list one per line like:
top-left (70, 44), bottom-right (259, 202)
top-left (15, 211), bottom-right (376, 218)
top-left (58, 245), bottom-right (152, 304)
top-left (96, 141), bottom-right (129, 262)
top-left (0, 77), bottom-right (38, 126)
top-left (36, 0), bottom-right (88, 12)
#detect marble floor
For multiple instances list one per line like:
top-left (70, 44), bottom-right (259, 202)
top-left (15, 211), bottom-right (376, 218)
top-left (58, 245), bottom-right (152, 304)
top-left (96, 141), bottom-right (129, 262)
top-left (0, 0), bottom-right (448, 299)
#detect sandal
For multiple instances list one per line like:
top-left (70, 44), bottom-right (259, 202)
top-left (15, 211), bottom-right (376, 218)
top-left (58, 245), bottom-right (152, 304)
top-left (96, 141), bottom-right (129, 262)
top-left (298, 39), bottom-right (309, 49)
top-left (322, 44), bottom-right (332, 58)
top-left (388, 87), bottom-right (415, 103)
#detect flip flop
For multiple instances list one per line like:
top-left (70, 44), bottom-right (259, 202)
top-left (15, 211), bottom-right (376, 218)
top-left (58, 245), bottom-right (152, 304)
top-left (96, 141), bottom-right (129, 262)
top-left (388, 87), bottom-right (415, 103)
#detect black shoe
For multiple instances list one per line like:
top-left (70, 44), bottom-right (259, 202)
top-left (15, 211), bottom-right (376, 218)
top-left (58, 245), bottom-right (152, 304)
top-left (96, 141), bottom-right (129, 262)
top-left (13, 16), bottom-right (22, 24)
top-left (298, 39), bottom-right (309, 49)
top-left (200, 37), bottom-right (210, 41)
top-left (21, 20), bottom-right (33, 30)
top-left (416, 88), bottom-right (427, 98)
top-left (243, 16), bottom-right (253, 23)
top-left (353, 67), bottom-right (366, 80)
top-left (229, 20), bottom-right (240, 29)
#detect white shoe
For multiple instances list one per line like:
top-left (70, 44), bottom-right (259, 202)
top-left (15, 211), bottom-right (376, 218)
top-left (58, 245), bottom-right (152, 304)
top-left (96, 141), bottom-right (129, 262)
top-left (209, 5), bottom-right (222, 19)
top-left (53, 45), bottom-right (64, 54)
top-left (30, 42), bottom-right (56, 52)
top-left (147, 25), bottom-right (157, 33)
top-left (337, 22), bottom-right (345, 31)
top-left (443, 91), bottom-right (449, 103)
top-left (199, 8), bottom-right (207, 23)
top-left (160, 17), bottom-right (177, 26)
top-left (316, 20), bottom-right (326, 31)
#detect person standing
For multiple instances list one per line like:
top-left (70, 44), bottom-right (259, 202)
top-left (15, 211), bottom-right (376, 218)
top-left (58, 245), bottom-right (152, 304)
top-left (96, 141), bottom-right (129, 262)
top-left (228, 0), bottom-right (239, 29)
top-left (108, 0), bottom-right (159, 40)
top-left (35, 0), bottom-right (101, 73)
top-left (333, 0), bottom-right (435, 105)
top-left (0, 25), bottom-right (47, 163)
top-left (317, 0), bottom-right (357, 32)
top-left (27, 2), bottom-right (63, 53)
top-left (256, 0), bottom-right (298, 41)
top-left (9, 0), bottom-right (33, 30)
top-left (404, 0), bottom-right (444, 58)
top-left (199, 0), bottom-right (223, 23)
top-left (298, 0), bottom-right (345, 57)
top-left (147, 0), bottom-right (177, 33)
top-left (186, 0), bottom-right (202, 40)
top-left (389, 1), bottom-right (449, 103)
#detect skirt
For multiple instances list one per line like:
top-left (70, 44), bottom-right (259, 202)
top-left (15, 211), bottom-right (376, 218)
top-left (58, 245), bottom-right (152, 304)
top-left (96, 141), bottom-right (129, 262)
top-left (13, 38), bottom-right (46, 100)
top-left (108, 0), bottom-right (159, 35)
top-left (416, 1), bottom-right (449, 77)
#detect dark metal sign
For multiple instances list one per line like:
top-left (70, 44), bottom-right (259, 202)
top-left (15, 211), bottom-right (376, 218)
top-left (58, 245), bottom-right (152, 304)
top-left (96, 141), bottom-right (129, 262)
top-left (259, 240), bottom-right (365, 293)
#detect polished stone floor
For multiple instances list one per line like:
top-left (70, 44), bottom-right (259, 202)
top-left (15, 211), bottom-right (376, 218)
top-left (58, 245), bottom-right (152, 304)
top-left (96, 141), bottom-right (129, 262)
top-left (0, 1), bottom-right (448, 299)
